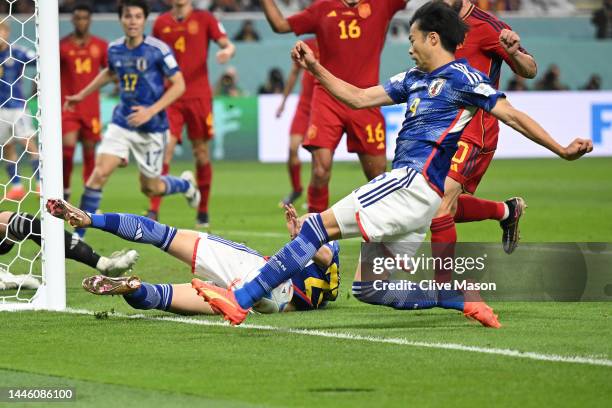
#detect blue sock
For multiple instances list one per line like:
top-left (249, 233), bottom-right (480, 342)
top-left (6, 162), bottom-right (20, 186)
top-left (161, 175), bottom-right (190, 195)
top-left (89, 212), bottom-right (177, 251)
top-left (76, 187), bottom-right (102, 237)
top-left (352, 281), bottom-right (437, 310)
top-left (123, 282), bottom-right (173, 311)
top-left (30, 159), bottom-right (39, 180)
top-left (437, 290), bottom-right (464, 311)
top-left (235, 214), bottom-right (328, 309)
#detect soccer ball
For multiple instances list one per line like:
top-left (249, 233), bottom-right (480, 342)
top-left (242, 268), bottom-right (293, 314)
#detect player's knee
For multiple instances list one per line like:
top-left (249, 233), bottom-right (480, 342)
top-left (140, 184), bottom-right (157, 197)
top-left (311, 165), bottom-right (331, 183)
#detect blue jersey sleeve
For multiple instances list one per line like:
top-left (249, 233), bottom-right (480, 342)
top-left (383, 71), bottom-right (410, 104)
top-left (158, 48), bottom-right (179, 78)
top-left (455, 74), bottom-right (505, 113)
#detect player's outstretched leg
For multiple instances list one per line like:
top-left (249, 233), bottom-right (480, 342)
top-left (47, 199), bottom-right (178, 252)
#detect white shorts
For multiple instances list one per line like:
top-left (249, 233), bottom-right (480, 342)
top-left (97, 124), bottom-right (167, 178)
top-left (191, 233), bottom-right (294, 313)
top-left (0, 109), bottom-right (35, 144)
top-left (331, 167), bottom-right (441, 244)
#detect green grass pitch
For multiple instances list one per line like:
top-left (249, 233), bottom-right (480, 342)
top-left (1, 157), bottom-right (611, 407)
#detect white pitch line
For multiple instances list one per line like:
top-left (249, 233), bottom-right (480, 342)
top-left (64, 307), bottom-right (612, 368)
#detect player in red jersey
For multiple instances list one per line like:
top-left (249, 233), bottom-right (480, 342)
top-left (275, 37), bottom-right (319, 207)
top-left (430, 0), bottom-right (538, 285)
top-left (261, 0), bottom-right (407, 213)
top-left (59, 3), bottom-right (108, 201)
top-left (149, 0), bottom-right (235, 227)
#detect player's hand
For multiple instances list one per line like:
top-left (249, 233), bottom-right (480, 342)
top-left (276, 101), bottom-right (285, 118)
top-left (291, 40), bottom-right (317, 71)
top-left (284, 204), bottom-right (300, 239)
top-left (561, 138), bottom-right (593, 161)
top-left (216, 48), bottom-right (233, 64)
top-left (127, 106), bottom-right (153, 127)
top-left (499, 29), bottom-right (522, 56)
top-left (63, 94), bottom-right (83, 111)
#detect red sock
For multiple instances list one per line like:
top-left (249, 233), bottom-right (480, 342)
top-left (430, 215), bottom-right (457, 283)
top-left (62, 145), bottom-right (75, 192)
top-left (149, 163), bottom-right (170, 213)
top-left (288, 163), bottom-right (302, 193)
top-left (196, 162), bottom-right (212, 214)
top-left (455, 194), bottom-right (505, 223)
top-left (307, 184), bottom-right (329, 213)
top-left (82, 147), bottom-right (96, 183)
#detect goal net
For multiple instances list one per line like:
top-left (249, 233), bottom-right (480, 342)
top-left (0, 0), bottom-right (65, 311)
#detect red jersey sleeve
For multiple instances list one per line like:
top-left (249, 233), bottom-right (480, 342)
top-left (387, 0), bottom-right (407, 17)
top-left (100, 39), bottom-right (108, 68)
top-left (204, 12), bottom-right (226, 41)
top-left (152, 16), bottom-right (162, 38)
top-left (287, 5), bottom-right (319, 35)
top-left (480, 22), bottom-right (529, 74)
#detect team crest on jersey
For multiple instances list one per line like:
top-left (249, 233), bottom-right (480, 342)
top-left (358, 3), bottom-right (371, 18)
top-left (90, 44), bottom-right (101, 59)
top-left (428, 78), bottom-right (446, 97)
top-left (162, 26), bottom-right (171, 33)
top-left (136, 57), bottom-right (147, 72)
top-left (188, 20), bottom-right (199, 35)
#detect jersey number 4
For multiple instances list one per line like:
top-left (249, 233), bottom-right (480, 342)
top-left (338, 19), bottom-right (361, 40)
top-left (174, 36), bottom-right (186, 53)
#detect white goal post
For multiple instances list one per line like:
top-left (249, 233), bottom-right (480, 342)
top-left (0, 0), bottom-right (65, 311)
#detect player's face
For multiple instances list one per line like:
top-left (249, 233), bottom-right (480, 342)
top-left (72, 10), bottom-right (91, 35)
top-left (170, 0), bottom-right (191, 6)
top-left (408, 23), bottom-right (430, 71)
top-left (120, 6), bottom-right (146, 39)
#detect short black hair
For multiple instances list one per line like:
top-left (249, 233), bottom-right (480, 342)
top-left (117, 0), bottom-right (150, 19)
top-left (72, 2), bottom-right (93, 14)
top-left (409, 1), bottom-right (468, 53)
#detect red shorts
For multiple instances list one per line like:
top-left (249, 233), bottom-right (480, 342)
top-left (167, 97), bottom-right (214, 142)
top-left (303, 89), bottom-right (386, 156)
top-left (62, 111), bottom-right (101, 142)
top-left (447, 140), bottom-right (495, 194)
top-left (289, 98), bottom-right (311, 136)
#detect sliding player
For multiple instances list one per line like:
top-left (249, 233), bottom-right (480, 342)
top-left (275, 37), bottom-right (318, 207)
top-left (64, 0), bottom-right (198, 238)
top-left (148, 0), bottom-right (236, 227)
top-left (60, 3), bottom-right (108, 201)
top-left (191, 2), bottom-right (592, 327)
top-left (0, 21), bottom-right (39, 200)
top-left (0, 211), bottom-right (138, 284)
top-left (261, 0), bottom-right (408, 213)
top-left (46, 200), bottom-right (340, 315)
top-left (428, 1), bottom-right (540, 288)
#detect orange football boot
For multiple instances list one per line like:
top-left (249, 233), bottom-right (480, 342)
top-left (192, 278), bottom-right (249, 326)
top-left (463, 301), bottom-right (501, 328)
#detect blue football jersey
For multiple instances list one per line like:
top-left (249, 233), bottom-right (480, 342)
top-left (383, 58), bottom-right (505, 194)
top-left (291, 241), bottom-right (341, 310)
top-left (0, 45), bottom-right (36, 109)
top-left (107, 36), bottom-right (179, 133)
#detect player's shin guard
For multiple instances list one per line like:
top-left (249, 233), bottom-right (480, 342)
top-left (352, 281), bottom-right (437, 310)
top-left (161, 175), bottom-right (190, 195)
top-left (148, 163), bottom-right (169, 213)
top-left (455, 195), bottom-right (506, 222)
top-left (62, 145), bottom-right (75, 195)
top-left (77, 187), bottom-right (103, 237)
top-left (82, 147), bottom-right (96, 183)
top-left (196, 163), bottom-right (212, 213)
top-left (307, 184), bottom-right (329, 213)
top-left (89, 213), bottom-right (177, 251)
top-left (234, 214), bottom-right (329, 310)
top-left (123, 282), bottom-right (173, 311)
top-left (430, 215), bottom-right (457, 283)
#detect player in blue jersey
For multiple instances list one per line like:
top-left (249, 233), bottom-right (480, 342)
top-left (0, 21), bottom-right (40, 201)
top-left (188, 1), bottom-right (592, 328)
top-left (64, 0), bottom-right (198, 238)
top-left (46, 198), bottom-right (340, 316)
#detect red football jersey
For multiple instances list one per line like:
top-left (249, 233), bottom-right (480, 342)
top-left (288, 0), bottom-right (405, 88)
top-left (456, 4), bottom-right (529, 150)
top-left (153, 9), bottom-right (227, 99)
top-left (59, 34), bottom-right (107, 117)
top-left (298, 38), bottom-right (319, 103)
